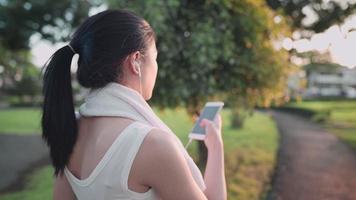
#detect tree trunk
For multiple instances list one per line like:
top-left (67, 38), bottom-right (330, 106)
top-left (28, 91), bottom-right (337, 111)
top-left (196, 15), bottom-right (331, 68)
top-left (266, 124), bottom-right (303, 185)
top-left (197, 140), bottom-right (207, 170)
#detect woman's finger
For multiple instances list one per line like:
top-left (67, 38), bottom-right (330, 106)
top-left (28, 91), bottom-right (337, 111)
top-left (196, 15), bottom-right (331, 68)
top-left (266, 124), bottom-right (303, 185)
top-left (200, 119), bottom-right (215, 130)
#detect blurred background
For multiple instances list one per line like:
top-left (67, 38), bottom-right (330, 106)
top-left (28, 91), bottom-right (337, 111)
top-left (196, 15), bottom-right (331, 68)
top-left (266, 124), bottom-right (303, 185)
top-left (0, 0), bottom-right (355, 200)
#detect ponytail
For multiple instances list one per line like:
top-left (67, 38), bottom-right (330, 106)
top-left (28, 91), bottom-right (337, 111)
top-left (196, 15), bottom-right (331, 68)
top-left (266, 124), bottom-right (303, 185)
top-left (42, 45), bottom-right (78, 176)
top-left (41, 9), bottom-right (156, 176)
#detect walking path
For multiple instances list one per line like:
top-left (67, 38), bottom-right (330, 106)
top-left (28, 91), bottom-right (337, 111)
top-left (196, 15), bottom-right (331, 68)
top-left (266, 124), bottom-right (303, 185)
top-left (0, 134), bottom-right (49, 193)
top-left (268, 111), bottom-right (356, 200)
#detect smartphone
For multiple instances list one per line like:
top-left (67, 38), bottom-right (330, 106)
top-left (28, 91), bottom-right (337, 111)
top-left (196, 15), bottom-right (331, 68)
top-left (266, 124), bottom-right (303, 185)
top-left (189, 102), bottom-right (224, 140)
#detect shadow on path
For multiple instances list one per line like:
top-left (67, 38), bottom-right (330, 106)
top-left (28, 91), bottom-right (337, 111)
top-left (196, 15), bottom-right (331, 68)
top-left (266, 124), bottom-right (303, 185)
top-left (268, 110), bottom-right (356, 200)
top-left (0, 134), bottom-right (49, 194)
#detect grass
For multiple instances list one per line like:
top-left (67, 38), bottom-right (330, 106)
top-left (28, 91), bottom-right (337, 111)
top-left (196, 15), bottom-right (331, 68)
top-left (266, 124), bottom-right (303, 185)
top-left (286, 100), bottom-right (356, 124)
top-left (0, 107), bottom-right (279, 200)
top-left (286, 100), bottom-right (356, 149)
top-left (222, 111), bottom-right (278, 200)
top-left (330, 128), bottom-right (356, 150)
top-left (0, 108), bottom-right (41, 134)
top-left (0, 166), bottom-right (54, 200)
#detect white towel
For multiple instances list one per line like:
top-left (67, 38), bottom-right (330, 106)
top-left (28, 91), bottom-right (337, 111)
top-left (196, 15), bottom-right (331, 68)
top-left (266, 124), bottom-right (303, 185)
top-left (79, 82), bottom-right (206, 191)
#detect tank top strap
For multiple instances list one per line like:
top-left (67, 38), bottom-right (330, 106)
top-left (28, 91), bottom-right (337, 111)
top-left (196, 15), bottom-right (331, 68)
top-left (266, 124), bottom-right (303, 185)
top-left (116, 122), bottom-right (154, 190)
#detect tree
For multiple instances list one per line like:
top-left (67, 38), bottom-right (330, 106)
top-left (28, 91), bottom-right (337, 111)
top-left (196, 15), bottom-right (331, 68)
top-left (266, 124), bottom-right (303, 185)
top-left (0, 0), bottom-right (97, 51)
top-left (266, 0), bottom-right (356, 33)
top-left (0, 46), bottom-right (31, 92)
top-left (5, 64), bottom-right (42, 106)
top-left (304, 62), bottom-right (345, 76)
top-left (109, 0), bottom-right (291, 108)
top-left (108, 0), bottom-right (292, 166)
top-left (0, 0), bottom-right (99, 103)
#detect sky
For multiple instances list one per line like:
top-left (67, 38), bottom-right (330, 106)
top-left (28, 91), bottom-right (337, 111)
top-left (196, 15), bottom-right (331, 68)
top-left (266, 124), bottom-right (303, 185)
top-left (31, 5), bottom-right (108, 70)
top-left (282, 14), bottom-right (356, 68)
top-left (31, 5), bottom-right (356, 69)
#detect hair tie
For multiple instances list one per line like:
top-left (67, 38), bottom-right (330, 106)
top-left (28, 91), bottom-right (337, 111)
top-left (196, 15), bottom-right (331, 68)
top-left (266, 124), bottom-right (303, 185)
top-left (68, 44), bottom-right (77, 54)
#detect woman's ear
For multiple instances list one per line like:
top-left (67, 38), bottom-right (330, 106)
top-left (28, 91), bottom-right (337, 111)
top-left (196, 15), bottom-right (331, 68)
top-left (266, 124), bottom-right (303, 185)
top-left (126, 51), bottom-right (141, 76)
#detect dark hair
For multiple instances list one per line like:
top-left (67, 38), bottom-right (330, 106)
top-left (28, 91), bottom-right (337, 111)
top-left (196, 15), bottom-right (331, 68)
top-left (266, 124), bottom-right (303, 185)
top-left (41, 9), bottom-right (156, 176)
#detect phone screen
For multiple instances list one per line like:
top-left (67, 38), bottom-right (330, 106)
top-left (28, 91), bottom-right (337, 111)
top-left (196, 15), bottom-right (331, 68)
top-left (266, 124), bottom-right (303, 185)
top-left (191, 106), bottom-right (221, 135)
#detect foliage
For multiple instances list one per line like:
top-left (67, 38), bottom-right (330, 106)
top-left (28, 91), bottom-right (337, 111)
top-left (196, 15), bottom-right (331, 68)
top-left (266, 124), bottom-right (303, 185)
top-left (108, 0), bottom-right (292, 112)
top-left (0, 0), bottom-right (99, 51)
top-left (1, 0), bottom-right (355, 111)
top-left (0, 0), bottom-right (99, 105)
top-left (5, 65), bottom-right (42, 106)
top-left (107, 0), bottom-right (291, 164)
top-left (0, 47), bottom-right (30, 83)
top-left (267, 0), bottom-right (356, 33)
top-left (303, 62), bottom-right (346, 75)
top-left (0, 45), bottom-right (42, 106)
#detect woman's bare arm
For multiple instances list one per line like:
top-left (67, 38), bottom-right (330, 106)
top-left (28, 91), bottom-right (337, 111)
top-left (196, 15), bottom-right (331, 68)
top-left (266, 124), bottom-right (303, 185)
top-left (136, 129), bottom-right (208, 200)
top-left (53, 173), bottom-right (76, 200)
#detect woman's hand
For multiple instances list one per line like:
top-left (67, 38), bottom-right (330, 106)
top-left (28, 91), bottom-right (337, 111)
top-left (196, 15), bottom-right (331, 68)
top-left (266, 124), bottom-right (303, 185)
top-left (200, 114), bottom-right (227, 200)
top-left (200, 114), bottom-right (223, 151)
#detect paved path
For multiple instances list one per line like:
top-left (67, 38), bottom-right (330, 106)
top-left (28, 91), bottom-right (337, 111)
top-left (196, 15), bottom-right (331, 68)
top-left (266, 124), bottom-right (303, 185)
top-left (0, 134), bottom-right (49, 193)
top-left (268, 111), bottom-right (356, 200)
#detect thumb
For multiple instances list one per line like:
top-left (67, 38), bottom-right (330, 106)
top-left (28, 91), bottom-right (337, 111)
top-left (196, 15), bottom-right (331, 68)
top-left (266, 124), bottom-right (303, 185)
top-left (200, 119), bottom-right (214, 129)
top-left (200, 119), bottom-right (208, 128)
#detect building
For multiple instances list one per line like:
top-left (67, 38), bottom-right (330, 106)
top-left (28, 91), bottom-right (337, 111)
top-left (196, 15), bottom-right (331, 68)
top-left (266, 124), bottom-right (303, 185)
top-left (303, 64), bottom-right (356, 98)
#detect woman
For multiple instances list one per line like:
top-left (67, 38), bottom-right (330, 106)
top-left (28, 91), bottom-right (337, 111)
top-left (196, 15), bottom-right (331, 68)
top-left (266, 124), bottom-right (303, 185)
top-left (42, 9), bottom-right (226, 200)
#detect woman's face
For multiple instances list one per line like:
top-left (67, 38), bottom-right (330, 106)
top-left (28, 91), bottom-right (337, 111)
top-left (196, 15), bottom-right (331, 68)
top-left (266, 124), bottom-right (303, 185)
top-left (140, 39), bottom-right (158, 100)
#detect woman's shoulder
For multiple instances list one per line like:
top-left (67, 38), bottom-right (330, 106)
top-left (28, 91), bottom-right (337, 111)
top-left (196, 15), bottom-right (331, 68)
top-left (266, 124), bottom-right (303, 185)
top-left (134, 126), bottom-right (187, 166)
top-left (134, 126), bottom-right (185, 167)
top-left (141, 127), bottom-right (180, 152)
top-left (132, 127), bottom-right (206, 199)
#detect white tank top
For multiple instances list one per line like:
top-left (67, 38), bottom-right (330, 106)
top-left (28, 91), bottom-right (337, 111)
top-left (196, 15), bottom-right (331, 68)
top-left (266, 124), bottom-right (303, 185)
top-left (64, 121), bottom-right (159, 200)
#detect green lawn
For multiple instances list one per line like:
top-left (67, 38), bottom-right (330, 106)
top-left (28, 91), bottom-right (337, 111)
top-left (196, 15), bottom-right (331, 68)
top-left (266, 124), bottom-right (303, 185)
top-left (287, 100), bottom-right (356, 124)
top-left (286, 100), bottom-right (356, 149)
top-left (0, 166), bottom-right (54, 200)
top-left (0, 108), bottom-right (279, 200)
top-left (0, 108), bottom-right (41, 134)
